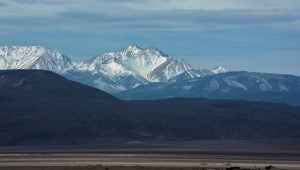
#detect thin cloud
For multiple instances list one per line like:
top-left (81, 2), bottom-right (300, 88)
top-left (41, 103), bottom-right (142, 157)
top-left (1, 7), bottom-right (299, 32)
top-left (1, 0), bottom-right (299, 76)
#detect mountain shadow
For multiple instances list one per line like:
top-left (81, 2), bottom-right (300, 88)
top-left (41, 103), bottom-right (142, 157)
top-left (0, 70), bottom-right (300, 146)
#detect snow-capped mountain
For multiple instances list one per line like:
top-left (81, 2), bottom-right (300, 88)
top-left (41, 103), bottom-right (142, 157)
top-left (0, 46), bottom-right (74, 72)
top-left (0, 45), bottom-right (193, 93)
top-left (80, 45), bottom-right (192, 82)
top-left (1, 45), bottom-right (300, 105)
top-left (117, 71), bottom-right (300, 106)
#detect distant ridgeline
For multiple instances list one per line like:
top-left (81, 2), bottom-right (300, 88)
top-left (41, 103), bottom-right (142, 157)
top-left (1, 46), bottom-right (300, 106)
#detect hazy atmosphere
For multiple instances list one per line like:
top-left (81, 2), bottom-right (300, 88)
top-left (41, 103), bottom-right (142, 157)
top-left (1, 1), bottom-right (300, 169)
top-left (0, 0), bottom-right (299, 75)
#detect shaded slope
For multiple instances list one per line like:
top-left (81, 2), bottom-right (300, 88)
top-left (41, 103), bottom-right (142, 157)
top-left (0, 70), bottom-right (300, 146)
top-left (0, 70), bottom-right (127, 145)
top-left (127, 99), bottom-right (300, 141)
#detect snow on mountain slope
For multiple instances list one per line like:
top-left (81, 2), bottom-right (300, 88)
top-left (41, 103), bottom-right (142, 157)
top-left (119, 46), bottom-right (169, 79)
top-left (212, 66), bottom-right (228, 74)
top-left (170, 68), bottom-right (213, 83)
top-left (1, 45), bottom-right (299, 106)
top-left (82, 45), bottom-right (192, 82)
top-left (147, 56), bottom-right (193, 82)
top-left (71, 45), bottom-right (193, 92)
top-left (117, 71), bottom-right (300, 106)
top-left (0, 46), bottom-right (74, 72)
top-left (0, 45), bottom-right (195, 93)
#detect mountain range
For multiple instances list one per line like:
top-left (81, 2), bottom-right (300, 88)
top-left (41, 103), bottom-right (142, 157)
top-left (117, 71), bottom-right (300, 106)
top-left (1, 45), bottom-right (300, 105)
top-left (1, 70), bottom-right (300, 145)
top-left (0, 45), bottom-right (199, 93)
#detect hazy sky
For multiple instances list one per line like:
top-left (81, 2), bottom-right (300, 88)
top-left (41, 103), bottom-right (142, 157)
top-left (0, 0), bottom-right (300, 75)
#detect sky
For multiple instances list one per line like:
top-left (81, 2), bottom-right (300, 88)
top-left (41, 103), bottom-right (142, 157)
top-left (0, 0), bottom-right (300, 75)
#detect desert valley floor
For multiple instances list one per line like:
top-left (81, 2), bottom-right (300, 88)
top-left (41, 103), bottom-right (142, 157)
top-left (1, 143), bottom-right (300, 170)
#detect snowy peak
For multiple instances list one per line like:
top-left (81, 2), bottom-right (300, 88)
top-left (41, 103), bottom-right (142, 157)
top-left (120, 45), bottom-right (166, 58)
top-left (84, 45), bottom-right (192, 82)
top-left (0, 45), bottom-right (228, 93)
top-left (212, 66), bottom-right (228, 74)
top-left (120, 45), bottom-right (143, 56)
top-left (0, 46), bottom-right (74, 72)
top-left (0, 45), bottom-right (194, 93)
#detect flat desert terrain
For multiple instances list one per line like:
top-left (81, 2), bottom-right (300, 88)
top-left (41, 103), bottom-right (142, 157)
top-left (1, 151), bottom-right (300, 170)
top-left (1, 141), bottom-right (300, 170)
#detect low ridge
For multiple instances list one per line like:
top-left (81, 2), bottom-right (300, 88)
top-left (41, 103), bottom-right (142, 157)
top-left (1, 70), bottom-right (300, 145)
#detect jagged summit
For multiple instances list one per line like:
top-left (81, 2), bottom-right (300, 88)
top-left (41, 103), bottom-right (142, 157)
top-left (0, 45), bottom-right (196, 92)
top-left (121, 44), bottom-right (142, 51)
top-left (118, 45), bottom-right (167, 58)
top-left (0, 46), bottom-right (74, 72)
top-left (212, 66), bottom-right (228, 74)
top-left (120, 45), bottom-right (143, 56)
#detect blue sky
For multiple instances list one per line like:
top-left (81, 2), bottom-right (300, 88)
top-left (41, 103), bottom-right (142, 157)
top-left (0, 0), bottom-right (300, 75)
